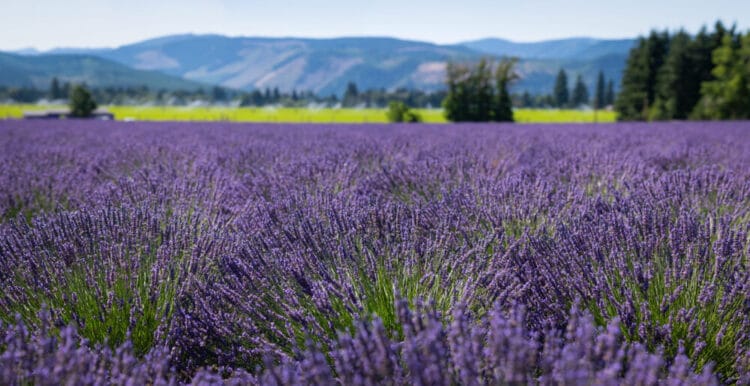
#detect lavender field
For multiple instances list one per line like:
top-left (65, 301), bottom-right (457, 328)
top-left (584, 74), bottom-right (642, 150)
top-left (1, 119), bottom-right (749, 385)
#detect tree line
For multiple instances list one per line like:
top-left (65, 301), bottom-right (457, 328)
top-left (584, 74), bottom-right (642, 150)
top-left (548, 69), bottom-right (616, 109)
top-left (442, 57), bottom-right (518, 122)
top-left (339, 83), bottom-right (445, 108)
top-left (0, 78), bottom-right (446, 109)
top-left (616, 22), bottom-right (750, 121)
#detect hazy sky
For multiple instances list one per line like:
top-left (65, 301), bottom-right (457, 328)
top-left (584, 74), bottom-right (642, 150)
top-left (1, 0), bottom-right (747, 50)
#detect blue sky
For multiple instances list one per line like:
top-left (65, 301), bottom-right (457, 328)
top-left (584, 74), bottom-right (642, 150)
top-left (0, 0), bottom-right (747, 50)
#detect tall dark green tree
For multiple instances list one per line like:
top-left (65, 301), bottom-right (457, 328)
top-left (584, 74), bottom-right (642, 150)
top-left (651, 30), bottom-right (693, 120)
top-left (650, 24), bottom-right (734, 120)
top-left (493, 57), bottom-right (519, 122)
top-left (605, 80), bottom-right (615, 106)
top-left (68, 85), bottom-right (97, 118)
top-left (571, 74), bottom-right (589, 106)
top-left (615, 30), bottom-right (670, 120)
top-left (49, 77), bottom-right (63, 100)
top-left (443, 62), bottom-right (471, 122)
top-left (688, 22), bottom-right (738, 118)
top-left (211, 86), bottom-right (227, 102)
top-left (553, 69), bottom-right (569, 108)
top-left (443, 57), bottom-right (518, 122)
top-left (594, 71), bottom-right (606, 109)
top-left (468, 58), bottom-right (494, 121)
top-left (342, 82), bottom-right (359, 107)
top-left (694, 32), bottom-right (750, 119)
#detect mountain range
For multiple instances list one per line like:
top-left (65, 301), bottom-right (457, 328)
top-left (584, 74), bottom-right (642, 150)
top-left (2, 35), bottom-right (636, 96)
top-left (0, 52), bottom-right (203, 91)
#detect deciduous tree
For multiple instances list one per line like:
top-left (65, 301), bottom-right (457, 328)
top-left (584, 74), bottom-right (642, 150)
top-left (68, 85), bottom-right (97, 118)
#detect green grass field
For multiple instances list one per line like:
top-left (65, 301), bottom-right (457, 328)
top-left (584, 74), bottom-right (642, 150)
top-left (0, 104), bottom-right (617, 123)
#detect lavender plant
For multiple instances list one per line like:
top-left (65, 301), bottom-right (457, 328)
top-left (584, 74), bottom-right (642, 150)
top-left (1, 119), bottom-right (749, 383)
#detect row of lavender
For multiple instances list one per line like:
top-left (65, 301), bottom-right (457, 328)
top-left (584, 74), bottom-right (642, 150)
top-left (1, 120), bottom-right (749, 384)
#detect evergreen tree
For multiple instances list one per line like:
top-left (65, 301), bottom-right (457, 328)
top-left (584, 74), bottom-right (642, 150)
top-left (443, 57), bottom-right (518, 122)
top-left (571, 74), bottom-right (589, 107)
top-left (594, 71), bottom-right (606, 109)
top-left (615, 30), bottom-right (670, 120)
top-left (694, 32), bottom-right (750, 119)
top-left (470, 58), bottom-right (494, 121)
top-left (652, 30), bottom-right (693, 120)
top-left (553, 69), bottom-right (569, 108)
top-left (493, 57), bottom-right (519, 122)
top-left (688, 22), bottom-right (738, 118)
top-left (443, 62), bottom-right (471, 122)
top-left (342, 82), bottom-right (359, 107)
top-left (68, 85), bottom-right (97, 118)
top-left (49, 77), bottom-right (62, 100)
top-left (211, 86), bottom-right (227, 102)
top-left (605, 80), bottom-right (615, 106)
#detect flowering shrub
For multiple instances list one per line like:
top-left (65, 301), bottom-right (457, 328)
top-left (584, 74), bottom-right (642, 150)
top-left (1, 120), bottom-right (748, 384)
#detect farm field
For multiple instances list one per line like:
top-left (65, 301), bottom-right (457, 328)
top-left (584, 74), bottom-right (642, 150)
top-left (0, 104), bottom-right (618, 123)
top-left (1, 120), bottom-right (748, 384)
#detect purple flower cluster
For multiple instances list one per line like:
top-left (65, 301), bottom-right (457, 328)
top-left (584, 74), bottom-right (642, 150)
top-left (1, 120), bottom-right (749, 384)
top-left (0, 303), bottom-right (720, 385)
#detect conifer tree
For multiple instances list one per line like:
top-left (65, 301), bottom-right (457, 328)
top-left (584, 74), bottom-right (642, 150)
top-left (605, 80), bottom-right (615, 106)
top-left (49, 77), bottom-right (62, 100)
top-left (615, 30), bottom-right (670, 120)
top-left (443, 57), bottom-right (518, 122)
top-left (553, 69), bottom-right (569, 108)
top-left (594, 71), bottom-right (606, 109)
top-left (342, 82), bottom-right (359, 107)
top-left (694, 32), bottom-right (750, 119)
top-left (493, 57), bottom-right (519, 122)
top-left (571, 74), bottom-right (589, 107)
top-left (652, 30), bottom-right (692, 120)
top-left (689, 22), bottom-right (738, 118)
top-left (443, 62), bottom-right (471, 122)
top-left (470, 58), bottom-right (494, 121)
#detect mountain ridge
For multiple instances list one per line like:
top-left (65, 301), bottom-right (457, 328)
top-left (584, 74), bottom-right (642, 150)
top-left (460, 37), bottom-right (635, 60)
top-left (0, 51), bottom-right (207, 91)
top-left (4, 34), bottom-right (635, 96)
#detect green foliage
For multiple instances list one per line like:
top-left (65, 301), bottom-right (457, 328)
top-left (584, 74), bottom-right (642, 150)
top-left (342, 82), bottom-right (359, 107)
top-left (605, 80), bottom-right (615, 106)
top-left (594, 71), bottom-right (606, 109)
top-left (2, 215), bottom-right (189, 357)
top-left (553, 69), bottom-right (569, 107)
top-left (48, 77), bottom-right (63, 100)
top-left (586, 233), bottom-right (745, 379)
top-left (68, 85), bottom-right (98, 118)
top-left (443, 62), bottom-right (470, 122)
top-left (493, 58), bottom-right (518, 121)
top-left (616, 21), bottom-right (745, 121)
top-left (386, 101), bottom-right (422, 123)
top-left (615, 31), bottom-right (670, 121)
top-left (693, 32), bottom-right (750, 120)
top-left (443, 57), bottom-right (518, 122)
top-left (652, 31), bottom-right (694, 120)
top-left (571, 74), bottom-right (589, 106)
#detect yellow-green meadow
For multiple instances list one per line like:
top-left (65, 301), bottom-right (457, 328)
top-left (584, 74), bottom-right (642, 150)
top-left (0, 104), bottom-right (617, 123)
